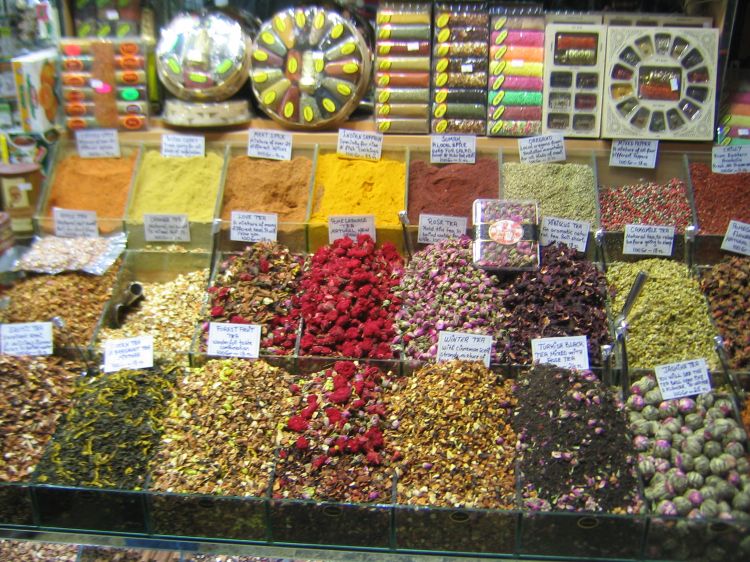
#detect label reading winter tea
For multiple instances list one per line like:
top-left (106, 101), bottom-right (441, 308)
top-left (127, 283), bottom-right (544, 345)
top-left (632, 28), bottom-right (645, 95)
top-left (437, 331), bottom-right (493, 367)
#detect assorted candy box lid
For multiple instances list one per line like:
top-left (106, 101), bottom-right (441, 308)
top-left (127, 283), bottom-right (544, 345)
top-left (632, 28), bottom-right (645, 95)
top-left (472, 198), bottom-right (539, 271)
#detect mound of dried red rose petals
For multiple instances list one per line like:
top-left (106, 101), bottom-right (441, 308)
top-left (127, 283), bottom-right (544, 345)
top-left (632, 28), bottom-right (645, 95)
top-left (274, 361), bottom-right (394, 502)
top-left (280, 235), bottom-right (404, 359)
top-left (203, 242), bottom-right (306, 354)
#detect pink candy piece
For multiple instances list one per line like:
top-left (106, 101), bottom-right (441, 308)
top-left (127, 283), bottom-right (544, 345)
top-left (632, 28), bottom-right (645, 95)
top-left (502, 75), bottom-right (543, 91)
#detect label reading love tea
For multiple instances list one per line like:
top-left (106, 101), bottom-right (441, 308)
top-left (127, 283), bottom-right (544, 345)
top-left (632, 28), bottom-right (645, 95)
top-left (75, 129), bottom-right (120, 158)
top-left (531, 336), bottom-right (589, 370)
top-left (623, 224), bottom-right (675, 256)
top-left (53, 208), bottom-right (99, 238)
top-left (712, 145), bottom-right (750, 174)
top-left (161, 134), bottom-right (205, 158)
top-left (207, 323), bottom-right (261, 358)
top-left (328, 215), bottom-right (376, 244)
top-left (418, 214), bottom-right (467, 244)
top-left (247, 129), bottom-right (293, 161)
top-left (721, 220), bottom-right (750, 256)
top-left (518, 133), bottom-right (566, 164)
top-left (337, 129), bottom-right (383, 161)
top-left (655, 358), bottom-right (711, 401)
top-left (144, 214), bottom-right (190, 242)
top-left (539, 216), bottom-right (589, 252)
top-left (437, 331), bottom-right (493, 367)
top-left (430, 134), bottom-right (476, 164)
top-left (0, 322), bottom-right (53, 356)
top-left (230, 211), bottom-right (278, 243)
top-left (103, 335), bottom-right (154, 373)
top-left (609, 139), bottom-right (659, 169)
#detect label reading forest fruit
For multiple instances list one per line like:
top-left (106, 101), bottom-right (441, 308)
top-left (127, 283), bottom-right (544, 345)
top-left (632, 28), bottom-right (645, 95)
top-left (0, 322), bottom-right (53, 356)
top-left (437, 331), bottom-right (493, 367)
top-left (655, 358), bottom-right (711, 401)
top-left (103, 335), bottom-right (153, 373)
top-left (430, 134), bottom-right (476, 164)
top-left (207, 323), bottom-right (261, 358)
top-left (531, 336), bottom-right (589, 370)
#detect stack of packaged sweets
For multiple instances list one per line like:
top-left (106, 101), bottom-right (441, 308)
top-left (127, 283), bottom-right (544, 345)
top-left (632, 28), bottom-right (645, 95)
top-left (375, 2), bottom-right (432, 134)
top-left (431, 2), bottom-right (489, 134)
top-left (487, 6), bottom-right (545, 136)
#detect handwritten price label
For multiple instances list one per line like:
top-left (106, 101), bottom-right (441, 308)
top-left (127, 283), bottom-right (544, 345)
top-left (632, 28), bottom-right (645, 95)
top-left (418, 214), bottom-right (467, 244)
top-left (328, 215), bottom-right (376, 244)
top-left (162, 134), bottom-right (205, 158)
top-left (337, 129), bottom-right (383, 161)
top-left (531, 336), bottom-right (589, 370)
top-left (0, 322), bottom-right (53, 356)
top-left (721, 220), bottom-right (750, 256)
top-left (609, 139), bottom-right (659, 169)
top-left (75, 129), bottom-right (120, 158)
top-left (248, 129), bottom-right (293, 161)
top-left (430, 135), bottom-right (476, 164)
top-left (103, 335), bottom-right (153, 373)
top-left (207, 323), bottom-right (261, 358)
top-left (53, 208), bottom-right (99, 238)
top-left (655, 358), bottom-right (711, 400)
top-left (623, 224), bottom-right (675, 256)
top-left (518, 134), bottom-right (566, 164)
top-left (230, 212), bottom-right (278, 243)
top-left (540, 217), bottom-right (589, 252)
top-left (437, 331), bottom-right (493, 367)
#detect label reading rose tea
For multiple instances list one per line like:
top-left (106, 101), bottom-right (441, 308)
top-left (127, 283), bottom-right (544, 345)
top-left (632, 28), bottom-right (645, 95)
top-left (430, 134), bottom-right (476, 164)
top-left (655, 358), bottom-right (711, 400)
top-left (103, 335), bottom-right (154, 373)
top-left (328, 215), bottom-right (376, 243)
top-left (531, 336), bottom-right (589, 370)
top-left (207, 323), bottom-right (261, 358)
top-left (609, 139), bottom-right (659, 169)
top-left (721, 220), bottom-right (750, 256)
top-left (75, 129), bottom-right (120, 158)
top-left (539, 216), bottom-right (589, 252)
top-left (230, 211), bottom-right (278, 243)
top-left (144, 214), bottom-right (190, 242)
top-left (418, 214), bottom-right (467, 244)
top-left (0, 322), bottom-right (53, 356)
top-left (247, 129), bottom-right (293, 161)
top-left (437, 331), bottom-right (493, 367)
top-left (623, 224), bottom-right (675, 256)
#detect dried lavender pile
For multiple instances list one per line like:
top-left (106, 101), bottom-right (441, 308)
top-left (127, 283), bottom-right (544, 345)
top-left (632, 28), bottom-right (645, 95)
top-left (627, 374), bottom-right (749, 519)
top-left (0, 356), bottom-right (82, 482)
top-left (514, 364), bottom-right (640, 513)
top-left (34, 367), bottom-right (178, 489)
top-left (394, 236), bottom-right (506, 361)
top-left (700, 256), bottom-right (750, 370)
top-left (274, 361), bottom-right (394, 503)
top-left (498, 244), bottom-right (610, 364)
top-left (150, 360), bottom-right (289, 496)
top-left (203, 242), bottom-right (306, 354)
top-left (387, 361), bottom-right (517, 509)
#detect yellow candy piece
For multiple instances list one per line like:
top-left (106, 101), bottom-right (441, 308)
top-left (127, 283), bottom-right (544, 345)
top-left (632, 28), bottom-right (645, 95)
top-left (322, 98), bottom-right (336, 112)
top-left (337, 83), bottom-right (352, 96)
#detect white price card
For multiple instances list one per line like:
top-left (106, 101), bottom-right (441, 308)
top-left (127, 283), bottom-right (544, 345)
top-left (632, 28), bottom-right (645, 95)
top-left (0, 322), bottom-right (53, 356)
top-left (430, 134), bottom-right (476, 164)
top-left (655, 358), bottom-right (711, 401)
top-left (337, 129), bottom-right (383, 161)
top-left (539, 216), bottom-right (590, 252)
top-left (531, 336), bottom-right (589, 370)
top-left (230, 211), bottom-right (278, 243)
top-left (247, 129), bottom-right (293, 161)
top-left (418, 214), bottom-right (467, 244)
top-left (75, 129), bottom-right (120, 158)
top-left (161, 134), bottom-right (205, 158)
top-left (143, 214), bottom-right (190, 242)
top-left (623, 224), bottom-right (675, 256)
top-left (721, 220), bottom-right (750, 256)
top-left (207, 323), bottom-right (261, 358)
top-left (103, 335), bottom-right (154, 373)
top-left (328, 215), bottom-right (376, 244)
top-left (609, 139), bottom-right (659, 169)
top-left (518, 133), bottom-right (566, 164)
top-left (712, 145), bottom-right (750, 174)
top-left (53, 208), bottom-right (99, 238)
top-left (437, 331), bottom-right (493, 367)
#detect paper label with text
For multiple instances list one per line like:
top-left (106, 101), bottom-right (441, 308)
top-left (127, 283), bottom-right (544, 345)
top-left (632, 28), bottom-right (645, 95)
top-left (328, 215), bottom-right (376, 243)
top-left (418, 214), bottom-right (467, 244)
top-left (53, 208), bottom-right (99, 238)
top-left (712, 145), bottom-right (750, 174)
top-left (0, 322), bottom-right (53, 356)
top-left (623, 224), bottom-right (675, 256)
top-left (103, 335), bottom-right (153, 373)
top-left (247, 129), bottom-right (293, 161)
top-left (430, 135), bottom-right (476, 164)
top-left (531, 336), bottom-right (589, 370)
top-left (609, 139), bottom-right (659, 169)
top-left (161, 134), bottom-right (205, 158)
top-left (518, 134), bottom-right (566, 164)
top-left (721, 220), bottom-right (750, 256)
top-left (207, 323), bottom-right (261, 358)
top-left (337, 129), bottom-right (383, 161)
top-left (144, 214), bottom-right (190, 242)
top-left (230, 211), bottom-right (278, 242)
top-left (655, 358), bottom-right (711, 401)
top-left (437, 331), bottom-right (493, 367)
top-left (75, 129), bottom-right (120, 158)
top-left (540, 216), bottom-right (589, 252)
